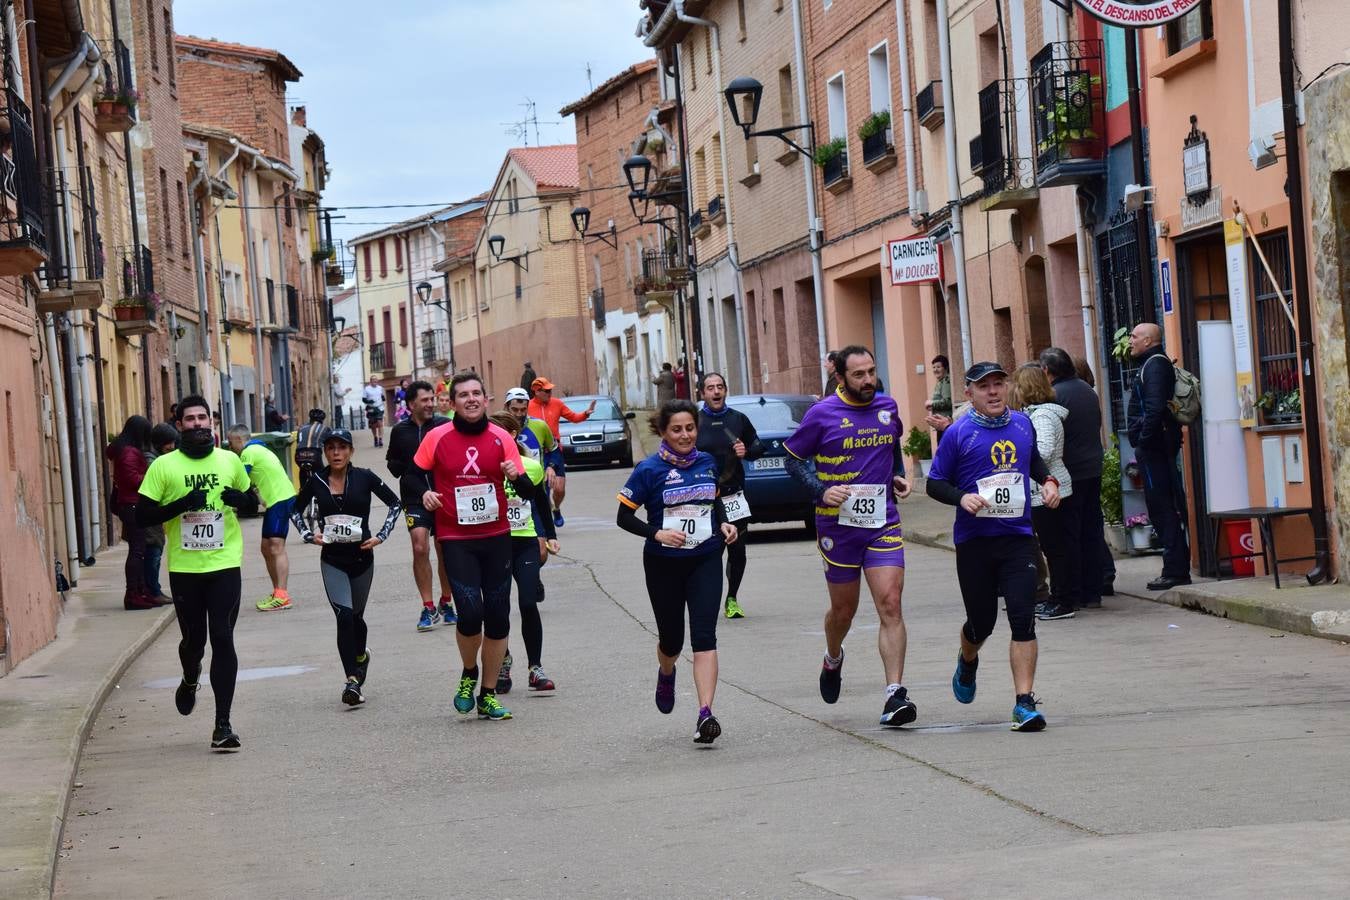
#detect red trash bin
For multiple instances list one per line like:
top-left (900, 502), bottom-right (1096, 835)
top-left (1223, 520), bottom-right (1256, 577)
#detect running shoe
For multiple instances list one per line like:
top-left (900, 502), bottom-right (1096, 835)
top-left (880, 687), bottom-right (918, 727)
top-left (528, 666), bottom-right (555, 691)
top-left (355, 648), bottom-right (371, 686)
top-left (952, 652), bottom-right (978, 704)
top-left (1035, 602), bottom-right (1076, 620)
top-left (476, 693), bottom-right (513, 720)
top-left (175, 679), bottom-right (199, 716)
top-left (819, 652), bottom-right (844, 704)
top-left (694, 707), bottom-right (721, 744)
top-left (453, 675), bottom-right (477, 714)
top-left (724, 597), bottom-right (745, 619)
top-left (342, 677), bottom-right (365, 706)
top-left (1011, 694), bottom-right (1047, 732)
top-left (417, 606), bottom-right (440, 632)
top-left (210, 722), bottom-right (241, 750)
top-left (553, 510), bottom-right (565, 527)
top-left (439, 598), bottom-right (457, 625)
top-left (256, 593), bottom-right (292, 612)
top-left (655, 667), bottom-right (676, 714)
top-left (496, 651), bottom-right (513, 694)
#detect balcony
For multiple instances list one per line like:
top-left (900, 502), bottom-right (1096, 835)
top-left (311, 240), bottom-right (336, 263)
top-left (974, 81), bottom-right (1038, 213)
top-left (113, 245), bottom-right (158, 336)
top-left (639, 249), bottom-right (686, 305)
top-left (821, 150), bottom-right (851, 194)
top-left (420, 328), bottom-right (450, 367)
top-left (37, 166), bottom-right (105, 312)
top-left (859, 112), bottom-right (896, 173)
top-left (689, 209), bottom-right (710, 240)
top-left (94, 41), bottom-right (137, 134)
top-left (917, 81), bottom-right (944, 130)
top-left (324, 261), bottom-right (344, 286)
top-left (0, 88), bottom-right (48, 277)
top-left (707, 194), bottom-right (725, 226)
top-left (369, 340), bottom-right (395, 374)
top-left (1030, 41), bottom-right (1106, 188)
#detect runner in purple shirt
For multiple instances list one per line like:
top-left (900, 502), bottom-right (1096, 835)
top-left (926, 362), bottom-right (1060, 732)
top-left (784, 346), bottom-right (917, 728)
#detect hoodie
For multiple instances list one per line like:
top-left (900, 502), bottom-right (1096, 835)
top-left (1025, 402), bottom-right (1073, 506)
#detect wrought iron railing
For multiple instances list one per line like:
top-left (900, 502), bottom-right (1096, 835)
top-left (1, 88), bottom-right (46, 254)
top-left (916, 81), bottom-right (942, 126)
top-left (861, 127), bottom-right (893, 165)
top-left (641, 248), bottom-right (689, 285)
top-left (420, 328), bottom-right (450, 366)
top-left (370, 340), bottom-right (395, 372)
top-left (42, 166), bottom-right (104, 286)
top-left (118, 244), bottom-right (154, 297)
top-left (707, 194), bottom-right (724, 220)
top-left (975, 80), bottom-right (1035, 197)
top-left (1030, 41), bottom-right (1105, 185)
top-left (1250, 232), bottom-right (1301, 425)
top-left (821, 151), bottom-right (849, 187)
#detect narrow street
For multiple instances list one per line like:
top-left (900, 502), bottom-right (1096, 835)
top-left (53, 432), bottom-right (1350, 899)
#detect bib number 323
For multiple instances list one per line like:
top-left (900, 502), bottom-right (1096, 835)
top-left (181, 511), bottom-right (224, 551)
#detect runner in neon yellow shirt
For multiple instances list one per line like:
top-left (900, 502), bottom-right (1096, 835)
top-left (227, 424), bottom-right (299, 611)
top-left (137, 395), bottom-right (256, 751)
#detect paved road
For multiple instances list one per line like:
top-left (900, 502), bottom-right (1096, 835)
top-left (55, 432), bottom-right (1350, 898)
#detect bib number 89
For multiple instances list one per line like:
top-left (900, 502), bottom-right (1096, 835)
top-left (471, 496), bottom-right (487, 512)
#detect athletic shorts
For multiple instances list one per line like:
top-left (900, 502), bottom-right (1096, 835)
top-left (816, 520), bottom-right (905, 584)
top-left (548, 448), bottom-right (566, 478)
top-left (404, 503), bottom-right (435, 533)
top-left (262, 497), bottom-right (296, 539)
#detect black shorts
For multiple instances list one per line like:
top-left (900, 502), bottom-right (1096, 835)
top-left (366, 408), bottom-right (384, 423)
top-left (404, 504), bottom-right (435, 533)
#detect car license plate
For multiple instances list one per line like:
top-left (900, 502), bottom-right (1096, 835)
top-left (751, 456), bottom-right (785, 470)
top-left (576, 445), bottom-right (602, 453)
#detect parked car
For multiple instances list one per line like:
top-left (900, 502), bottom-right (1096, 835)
top-left (558, 395), bottom-right (636, 467)
top-left (725, 394), bottom-right (817, 528)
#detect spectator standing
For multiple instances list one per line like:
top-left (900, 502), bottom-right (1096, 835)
top-left (652, 362), bottom-right (676, 408)
top-left (926, 355), bottom-right (953, 440)
top-left (1074, 356), bottom-right (1117, 596)
top-left (1039, 347), bottom-right (1105, 609)
top-left (1126, 323), bottom-right (1191, 590)
top-left (520, 361), bottom-right (538, 393)
top-left (673, 360), bottom-right (690, 400)
top-left (143, 423), bottom-right (180, 604)
top-left (106, 416), bottom-right (161, 610)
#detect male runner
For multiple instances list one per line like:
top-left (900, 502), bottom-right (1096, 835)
top-left (528, 376), bottom-right (595, 526)
top-left (504, 387), bottom-right (557, 608)
top-left (362, 377), bottom-right (387, 447)
top-left (926, 362), bottom-right (1060, 732)
top-left (696, 372), bottom-right (764, 619)
top-left (784, 345), bottom-right (916, 727)
top-left (294, 408), bottom-right (327, 480)
top-left (138, 395), bottom-right (256, 750)
top-left (386, 380), bottom-right (455, 631)
top-left (226, 423), bottom-right (298, 611)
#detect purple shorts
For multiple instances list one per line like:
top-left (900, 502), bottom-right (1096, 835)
top-left (817, 520), bottom-right (906, 584)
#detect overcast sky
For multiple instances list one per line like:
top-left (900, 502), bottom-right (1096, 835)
top-left (176, 0), bottom-right (651, 247)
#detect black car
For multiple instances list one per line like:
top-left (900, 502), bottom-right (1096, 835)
top-left (558, 395), bottom-right (636, 467)
top-left (725, 394), bottom-right (817, 528)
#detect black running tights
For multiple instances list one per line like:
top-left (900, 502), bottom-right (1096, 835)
top-left (441, 536), bottom-right (513, 640)
top-left (320, 560), bottom-right (374, 677)
top-left (510, 537), bottom-right (544, 667)
top-left (169, 568), bottom-right (242, 723)
top-left (725, 521), bottom-right (748, 598)
top-left (954, 535), bottom-right (1038, 644)
top-left (643, 549), bottom-right (723, 656)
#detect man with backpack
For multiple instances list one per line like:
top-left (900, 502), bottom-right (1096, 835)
top-left (1127, 323), bottom-right (1192, 590)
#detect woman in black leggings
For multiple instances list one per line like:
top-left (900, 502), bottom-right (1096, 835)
top-left (617, 400), bottom-right (739, 744)
top-left (291, 428), bottom-right (401, 706)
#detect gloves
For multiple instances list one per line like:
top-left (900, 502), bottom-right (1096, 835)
top-left (220, 487), bottom-right (251, 510)
top-left (168, 488), bottom-right (209, 516)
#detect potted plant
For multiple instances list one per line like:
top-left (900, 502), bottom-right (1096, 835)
top-left (1101, 438), bottom-right (1129, 554)
top-left (1037, 74), bottom-right (1100, 158)
top-left (902, 425), bottom-right (933, 477)
top-left (857, 109), bottom-right (891, 142)
top-left (1125, 512), bottom-right (1153, 551)
top-left (813, 137), bottom-right (847, 169)
top-left (1111, 326), bottom-right (1132, 362)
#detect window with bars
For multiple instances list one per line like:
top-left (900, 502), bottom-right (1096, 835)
top-left (1250, 231), bottom-right (1300, 425)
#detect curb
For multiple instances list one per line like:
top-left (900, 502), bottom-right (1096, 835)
top-left (43, 605), bottom-right (176, 898)
top-left (1138, 584), bottom-right (1350, 642)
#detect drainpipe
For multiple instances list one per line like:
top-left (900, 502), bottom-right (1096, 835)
top-left (1276, 0), bottom-right (1330, 584)
top-left (935, 0), bottom-right (973, 370)
top-left (674, 0), bottom-right (751, 394)
top-left (188, 157), bottom-right (213, 377)
top-left (237, 143), bottom-right (268, 431)
top-left (273, 198), bottom-right (291, 420)
top-left (893, 0), bottom-right (919, 218)
top-left (791, 0), bottom-right (829, 392)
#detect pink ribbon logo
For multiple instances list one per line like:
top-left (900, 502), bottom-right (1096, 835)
top-left (463, 446), bottom-right (481, 475)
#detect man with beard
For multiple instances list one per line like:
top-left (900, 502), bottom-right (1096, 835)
top-left (784, 346), bottom-right (916, 728)
top-left (137, 395), bottom-right (257, 750)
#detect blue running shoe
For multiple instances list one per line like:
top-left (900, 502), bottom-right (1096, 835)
top-left (476, 693), bottom-right (512, 720)
top-left (417, 606), bottom-right (439, 632)
top-left (952, 652), bottom-right (978, 704)
top-left (454, 674), bottom-right (477, 714)
top-left (553, 510), bottom-right (565, 527)
top-left (1011, 694), bottom-right (1046, 732)
top-left (439, 598), bottom-right (457, 626)
top-left (655, 667), bottom-right (676, 714)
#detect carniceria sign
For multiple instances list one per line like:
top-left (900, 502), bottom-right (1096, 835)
top-left (887, 236), bottom-right (943, 285)
top-left (1072, 0), bottom-right (1205, 26)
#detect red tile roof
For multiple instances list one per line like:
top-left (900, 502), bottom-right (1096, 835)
top-left (508, 145), bottom-right (579, 190)
top-left (176, 35), bottom-right (302, 81)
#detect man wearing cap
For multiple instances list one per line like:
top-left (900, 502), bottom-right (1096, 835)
top-left (528, 377), bottom-right (595, 527)
top-left (926, 362), bottom-right (1061, 732)
top-left (386, 380), bottom-right (455, 631)
top-left (505, 387), bottom-right (557, 467)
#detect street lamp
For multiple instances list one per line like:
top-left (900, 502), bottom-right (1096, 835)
top-left (571, 206), bottom-right (590, 234)
top-left (415, 281), bottom-right (433, 304)
top-left (623, 154), bottom-right (653, 197)
top-left (723, 76), bottom-right (764, 135)
top-left (487, 233), bottom-right (528, 271)
top-left (571, 205), bottom-right (617, 249)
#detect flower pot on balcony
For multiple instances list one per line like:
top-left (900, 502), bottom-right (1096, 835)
top-left (0, 238), bottom-right (48, 277)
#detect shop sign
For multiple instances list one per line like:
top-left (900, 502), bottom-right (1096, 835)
top-left (1180, 185), bottom-right (1223, 232)
top-left (886, 236), bottom-right (942, 285)
top-left (1224, 219), bottom-right (1258, 427)
top-left (1072, 0), bottom-right (1205, 26)
top-left (1183, 115), bottom-right (1211, 202)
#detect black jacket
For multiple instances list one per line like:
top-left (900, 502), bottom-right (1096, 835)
top-left (385, 414), bottom-right (451, 505)
top-left (1051, 375), bottom-right (1104, 481)
top-left (696, 406), bottom-right (764, 494)
top-left (1127, 345), bottom-right (1182, 451)
top-left (291, 466), bottom-right (401, 573)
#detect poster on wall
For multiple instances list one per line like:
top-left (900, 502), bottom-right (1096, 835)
top-left (1224, 219), bottom-right (1258, 428)
top-left (886, 236), bottom-right (943, 286)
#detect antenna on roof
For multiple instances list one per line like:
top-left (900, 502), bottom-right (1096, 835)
top-left (500, 98), bottom-right (559, 147)
top-left (586, 62), bottom-right (593, 92)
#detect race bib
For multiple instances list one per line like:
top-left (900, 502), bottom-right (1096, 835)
top-left (322, 514), bottom-right (363, 543)
top-left (838, 484), bottom-right (886, 529)
top-left (721, 491), bottom-right (751, 522)
top-left (664, 503), bottom-right (713, 548)
top-left (976, 472), bottom-right (1025, 519)
top-left (181, 511), bottom-right (224, 551)
top-left (506, 496), bottom-right (532, 530)
top-left (455, 483), bottom-right (499, 525)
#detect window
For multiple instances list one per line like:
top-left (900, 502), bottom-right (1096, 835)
top-left (736, 0), bottom-right (747, 40)
top-left (624, 242), bottom-right (633, 286)
top-left (693, 147), bottom-right (708, 209)
top-left (1166, 1), bottom-right (1213, 54)
top-left (164, 9), bottom-right (175, 83)
top-left (687, 38), bottom-right (697, 91)
top-left (507, 179), bottom-right (519, 214)
top-left (513, 257), bottom-right (522, 300)
top-left (159, 168), bottom-right (172, 252)
top-left (614, 96), bottom-right (621, 118)
top-left (746, 134), bottom-right (759, 176)
top-left (826, 73), bottom-right (847, 139)
top-left (147, 0), bottom-right (158, 70)
top-left (394, 234), bottom-right (403, 271)
top-left (778, 65), bottom-right (794, 128)
top-left (362, 244), bottom-right (372, 282)
top-left (378, 239), bottom-right (387, 278)
top-left (704, 29), bottom-right (713, 74)
top-left (585, 113), bottom-right (590, 136)
top-left (868, 42), bottom-right (891, 114)
top-left (382, 308), bottom-right (392, 346)
top-left (1251, 231), bottom-right (1300, 425)
top-left (710, 133), bottom-right (724, 198)
top-left (177, 180), bottom-right (189, 256)
top-left (399, 303), bottom-right (408, 346)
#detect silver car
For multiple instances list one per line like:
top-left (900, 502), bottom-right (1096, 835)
top-left (558, 395), bottom-right (636, 467)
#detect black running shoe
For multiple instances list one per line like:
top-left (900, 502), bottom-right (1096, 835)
top-left (210, 722), bottom-right (241, 750)
top-left (1035, 602), bottom-right (1076, 620)
top-left (354, 648), bottom-right (371, 686)
top-left (694, 707), bottom-right (721, 744)
top-left (342, 678), bottom-right (365, 706)
top-left (496, 651), bottom-right (513, 694)
top-left (880, 687), bottom-right (918, 727)
top-left (819, 653), bottom-right (843, 704)
top-left (175, 679), bottom-right (199, 716)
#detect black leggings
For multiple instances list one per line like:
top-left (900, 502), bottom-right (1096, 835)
top-left (643, 549), bottom-right (722, 657)
top-left (509, 537), bottom-right (544, 667)
top-left (169, 568), bottom-right (242, 722)
top-left (441, 536), bottom-right (513, 640)
top-left (725, 521), bottom-right (748, 598)
top-left (320, 559), bottom-right (374, 677)
top-left (955, 535), bottom-right (1038, 644)
top-left (118, 503), bottom-right (148, 597)
top-left (1032, 501), bottom-right (1081, 609)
